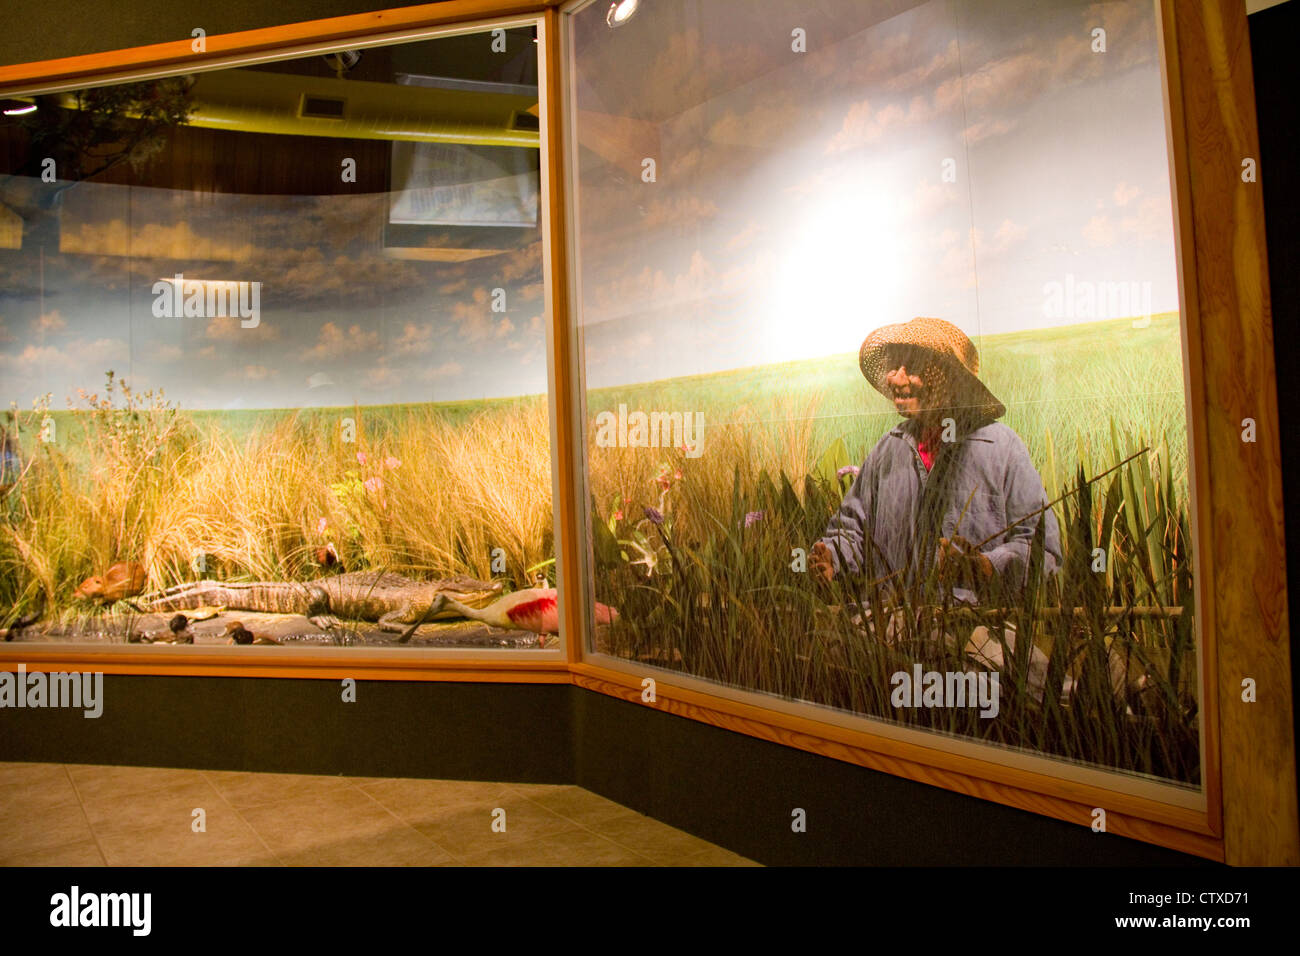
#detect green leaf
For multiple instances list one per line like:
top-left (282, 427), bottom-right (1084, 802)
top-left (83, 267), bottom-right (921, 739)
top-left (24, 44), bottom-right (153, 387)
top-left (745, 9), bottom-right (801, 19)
top-left (813, 437), bottom-right (851, 487)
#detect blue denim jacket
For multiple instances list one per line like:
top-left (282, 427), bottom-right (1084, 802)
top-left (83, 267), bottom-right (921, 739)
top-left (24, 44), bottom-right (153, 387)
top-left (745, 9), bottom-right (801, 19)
top-left (820, 419), bottom-right (1061, 604)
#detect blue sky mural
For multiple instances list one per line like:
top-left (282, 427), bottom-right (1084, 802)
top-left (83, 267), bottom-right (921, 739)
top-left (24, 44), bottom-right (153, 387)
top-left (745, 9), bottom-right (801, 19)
top-left (570, 0), bottom-right (1178, 389)
top-left (0, 0), bottom-right (1178, 410)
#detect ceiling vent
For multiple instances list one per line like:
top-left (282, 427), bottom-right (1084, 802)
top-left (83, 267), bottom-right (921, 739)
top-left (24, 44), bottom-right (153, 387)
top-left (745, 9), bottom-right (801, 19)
top-left (300, 94), bottom-right (346, 120)
top-left (510, 110), bottom-right (540, 132)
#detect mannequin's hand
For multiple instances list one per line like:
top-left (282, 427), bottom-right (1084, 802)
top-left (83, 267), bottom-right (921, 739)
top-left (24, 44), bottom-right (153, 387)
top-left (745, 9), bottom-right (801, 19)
top-left (810, 541), bottom-right (835, 583)
top-left (938, 535), bottom-right (994, 590)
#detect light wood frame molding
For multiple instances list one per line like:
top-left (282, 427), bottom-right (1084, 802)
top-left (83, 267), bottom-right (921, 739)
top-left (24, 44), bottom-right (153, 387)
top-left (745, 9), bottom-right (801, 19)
top-left (0, 0), bottom-right (1294, 866)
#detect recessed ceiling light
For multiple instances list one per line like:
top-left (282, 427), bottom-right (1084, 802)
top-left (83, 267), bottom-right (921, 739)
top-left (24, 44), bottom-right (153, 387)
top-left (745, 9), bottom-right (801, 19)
top-left (606, 0), bottom-right (639, 28)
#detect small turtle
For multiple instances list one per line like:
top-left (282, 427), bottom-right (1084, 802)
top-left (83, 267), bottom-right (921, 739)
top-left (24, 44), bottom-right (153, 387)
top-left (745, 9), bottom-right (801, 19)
top-left (168, 614), bottom-right (193, 644)
top-left (224, 620), bottom-right (280, 645)
top-left (181, 605), bottom-right (224, 623)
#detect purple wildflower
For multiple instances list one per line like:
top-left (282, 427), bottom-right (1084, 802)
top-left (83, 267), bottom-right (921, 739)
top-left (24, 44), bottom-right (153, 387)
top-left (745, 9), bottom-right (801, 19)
top-left (744, 510), bottom-right (764, 528)
top-left (837, 465), bottom-right (860, 480)
top-left (644, 506), bottom-right (664, 525)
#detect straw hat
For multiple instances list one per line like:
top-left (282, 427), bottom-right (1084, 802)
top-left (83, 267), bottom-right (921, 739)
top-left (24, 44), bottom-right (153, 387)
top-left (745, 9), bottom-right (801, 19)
top-left (858, 317), bottom-right (1005, 421)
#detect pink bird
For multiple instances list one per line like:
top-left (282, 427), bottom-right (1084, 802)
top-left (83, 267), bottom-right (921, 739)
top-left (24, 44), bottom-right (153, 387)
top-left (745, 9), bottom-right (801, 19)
top-left (437, 588), bottom-right (619, 634)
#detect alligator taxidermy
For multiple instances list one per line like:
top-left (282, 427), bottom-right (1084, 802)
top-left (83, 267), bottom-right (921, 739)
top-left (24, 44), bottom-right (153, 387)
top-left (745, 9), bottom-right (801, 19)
top-left (133, 571), bottom-right (503, 632)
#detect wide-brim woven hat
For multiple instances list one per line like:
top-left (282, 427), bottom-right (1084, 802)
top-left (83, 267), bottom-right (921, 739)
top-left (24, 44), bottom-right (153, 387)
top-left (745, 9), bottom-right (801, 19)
top-left (859, 316), bottom-right (1006, 421)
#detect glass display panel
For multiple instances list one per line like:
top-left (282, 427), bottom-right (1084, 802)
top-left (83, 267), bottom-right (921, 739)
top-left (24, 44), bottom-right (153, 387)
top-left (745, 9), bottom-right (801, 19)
top-left (570, 0), bottom-right (1200, 789)
top-left (0, 25), bottom-right (561, 650)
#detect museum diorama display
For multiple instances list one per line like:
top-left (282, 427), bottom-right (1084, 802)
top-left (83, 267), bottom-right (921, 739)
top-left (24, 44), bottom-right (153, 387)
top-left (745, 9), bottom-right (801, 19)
top-left (572, 0), bottom-right (1200, 791)
top-left (0, 25), bottom-right (565, 650)
top-left (0, 0), bottom-right (1293, 864)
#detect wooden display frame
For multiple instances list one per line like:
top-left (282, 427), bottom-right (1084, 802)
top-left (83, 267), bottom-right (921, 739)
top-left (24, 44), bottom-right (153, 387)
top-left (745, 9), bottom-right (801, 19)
top-left (0, 0), bottom-right (1293, 865)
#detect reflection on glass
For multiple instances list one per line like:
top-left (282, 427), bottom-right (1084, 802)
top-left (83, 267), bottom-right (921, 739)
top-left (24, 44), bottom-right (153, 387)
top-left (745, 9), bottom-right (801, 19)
top-left (572, 0), bottom-right (1198, 785)
top-left (0, 27), bottom-right (559, 650)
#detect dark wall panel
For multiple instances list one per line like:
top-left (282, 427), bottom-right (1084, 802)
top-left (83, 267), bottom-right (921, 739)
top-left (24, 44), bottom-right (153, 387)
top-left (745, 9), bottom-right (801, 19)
top-left (570, 686), bottom-right (1209, 866)
top-left (0, 675), bottom-right (574, 783)
top-left (1251, 0), bottom-right (1300, 805)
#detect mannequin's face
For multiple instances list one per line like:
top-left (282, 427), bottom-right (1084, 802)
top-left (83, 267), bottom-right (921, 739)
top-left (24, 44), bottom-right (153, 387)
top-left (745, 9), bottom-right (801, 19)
top-left (882, 347), bottom-right (943, 424)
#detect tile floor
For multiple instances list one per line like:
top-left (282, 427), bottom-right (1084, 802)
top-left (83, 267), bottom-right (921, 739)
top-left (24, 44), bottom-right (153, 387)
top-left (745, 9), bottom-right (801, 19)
top-left (0, 762), bottom-right (758, 866)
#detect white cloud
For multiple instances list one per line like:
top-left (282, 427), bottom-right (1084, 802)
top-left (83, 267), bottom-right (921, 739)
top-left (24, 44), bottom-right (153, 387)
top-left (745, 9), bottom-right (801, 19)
top-left (420, 360), bottom-right (463, 382)
top-left (32, 310), bottom-right (66, 334)
top-left (303, 322), bottom-right (380, 361)
top-left (393, 322), bottom-right (433, 356)
top-left (1082, 214), bottom-right (1117, 247)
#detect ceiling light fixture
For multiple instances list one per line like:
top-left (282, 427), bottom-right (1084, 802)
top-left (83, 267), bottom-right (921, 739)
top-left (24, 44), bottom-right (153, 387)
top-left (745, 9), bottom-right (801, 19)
top-left (2, 101), bottom-right (37, 116)
top-left (321, 50), bottom-right (362, 78)
top-left (606, 0), bottom-right (639, 28)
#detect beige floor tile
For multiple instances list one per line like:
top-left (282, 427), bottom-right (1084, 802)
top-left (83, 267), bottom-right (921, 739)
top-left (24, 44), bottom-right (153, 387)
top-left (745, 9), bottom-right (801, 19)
top-left (0, 802), bottom-right (95, 858)
top-left (65, 764), bottom-right (202, 803)
top-left (459, 827), bottom-right (655, 867)
top-left (588, 814), bottom-right (718, 864)
top-left (277, 825), bottom-right (455, 866)
top-left (478, 831), bottom-right (649, 867)
top-left (503, 782), bottom-right (570, 797)
top-left (81, 778), bottom-right (226, 836)
top-left (0, 762), bottom-right (67, 788)
top-left (523, 786), bottom-right (640, 826)
top-left (238, 786), bottom-right (402, 856)
top-left (202, 770), bottom-right (353, 809)
top-left (0, 765), bottom-right (750, 867)
top-left (96, 807), bottom-right (276, 866)
top-left (357, 777), bottom-right (516, 822)
top-left (0, 837), bottom-right (106, 866)
top-left (410, 797), bottom-right (578, 859)
top-left (679, 845), bottom-right (762, 866)
top-left (0, 765), bottom-right (80, 816)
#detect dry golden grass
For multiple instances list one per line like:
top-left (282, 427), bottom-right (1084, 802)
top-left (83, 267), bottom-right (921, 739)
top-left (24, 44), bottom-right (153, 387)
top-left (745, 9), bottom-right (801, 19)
top-left (1, 395), bottom-right (558, 617)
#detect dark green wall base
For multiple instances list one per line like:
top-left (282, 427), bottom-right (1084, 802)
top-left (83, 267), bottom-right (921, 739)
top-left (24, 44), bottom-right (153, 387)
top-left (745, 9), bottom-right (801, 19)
top-left (0, 675), bottom-right (574, 783)
top-left (571, 685), bottom-right (1210, 867)
top-left (0, 673), bottom-right (1210, 865)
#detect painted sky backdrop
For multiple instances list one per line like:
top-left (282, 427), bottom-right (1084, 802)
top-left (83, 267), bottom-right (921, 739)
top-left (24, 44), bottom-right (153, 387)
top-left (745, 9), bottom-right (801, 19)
top-left (572, 0), bottom-right (1180, 389)
top-left (0, 177), bottom-right (545, 410)
top-left (0, 0), bottom-right (1180, 410)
